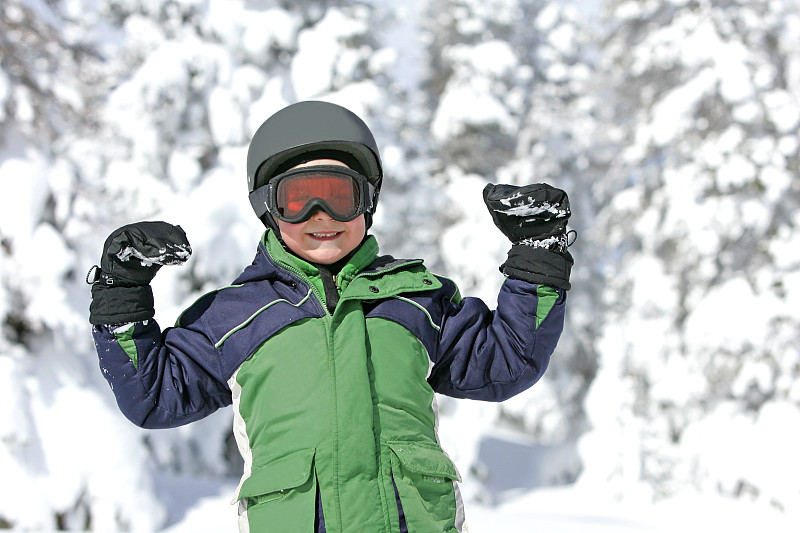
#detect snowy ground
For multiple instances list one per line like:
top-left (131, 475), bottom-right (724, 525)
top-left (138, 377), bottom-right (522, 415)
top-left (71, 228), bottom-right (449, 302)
top-left (149, 475), bottom-right (796, 533)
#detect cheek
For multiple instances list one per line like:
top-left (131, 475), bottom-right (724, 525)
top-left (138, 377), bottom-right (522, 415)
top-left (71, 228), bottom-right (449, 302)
top-left (346, 217), bottom-right (366, 237)
top-left (276, 220), bottom-right (301, 240)
top-left (342, 218), bottom-right (366, 248)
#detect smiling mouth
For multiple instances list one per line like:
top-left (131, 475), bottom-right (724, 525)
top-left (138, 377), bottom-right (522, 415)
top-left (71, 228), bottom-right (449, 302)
top-left (309, 231), bottom-right (342, 239)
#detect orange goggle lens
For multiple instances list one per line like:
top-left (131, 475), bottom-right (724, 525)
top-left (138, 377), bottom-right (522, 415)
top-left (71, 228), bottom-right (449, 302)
top-left (276, 172), bottom-right (360, 220)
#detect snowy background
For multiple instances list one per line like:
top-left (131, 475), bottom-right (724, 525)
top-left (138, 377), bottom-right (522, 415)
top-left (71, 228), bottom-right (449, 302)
top-left (1, 0), bottom-right (799, 531)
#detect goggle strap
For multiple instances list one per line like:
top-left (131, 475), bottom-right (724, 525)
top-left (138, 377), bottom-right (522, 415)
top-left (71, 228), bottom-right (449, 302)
top-left (249, 183), bottom-right (271, 219)
top-left (366, 181), bottom-right (376, 211)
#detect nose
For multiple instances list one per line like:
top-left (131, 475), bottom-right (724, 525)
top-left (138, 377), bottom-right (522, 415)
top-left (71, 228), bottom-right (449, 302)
top-left (311, 208), bottom-right (332, 221)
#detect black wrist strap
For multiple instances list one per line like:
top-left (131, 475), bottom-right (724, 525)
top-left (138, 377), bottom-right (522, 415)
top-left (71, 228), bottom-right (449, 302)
top-left (89, 284), bottom-right (155, 325)
top-left (501, 245), bottom-right (573, 290)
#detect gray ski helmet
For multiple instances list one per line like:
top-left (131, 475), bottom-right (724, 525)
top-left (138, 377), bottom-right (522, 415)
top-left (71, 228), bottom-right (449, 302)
top-left (247, 101), bottom-right (383, 227)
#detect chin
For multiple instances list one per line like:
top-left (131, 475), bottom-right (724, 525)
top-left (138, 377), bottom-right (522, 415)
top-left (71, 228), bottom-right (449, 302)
top-left (304, 251), bottom-right (345, 264)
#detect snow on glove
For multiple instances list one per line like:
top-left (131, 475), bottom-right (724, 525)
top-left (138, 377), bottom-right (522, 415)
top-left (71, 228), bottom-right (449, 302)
top-left (483, 183), bottom-right (574, 290)
top-left (87, 221), bottom-right (191, 325)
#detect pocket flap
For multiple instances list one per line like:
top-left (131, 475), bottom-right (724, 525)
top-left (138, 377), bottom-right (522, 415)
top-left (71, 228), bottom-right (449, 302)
top-left (387, 441), bottom-right (461, 482)
top-left (238, 448), bottom-right (316, 500)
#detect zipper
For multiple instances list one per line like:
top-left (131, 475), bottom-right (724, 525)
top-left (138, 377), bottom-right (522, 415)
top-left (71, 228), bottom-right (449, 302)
top-left (278, 261), bottom-right (331, 317)
top-left (325, 310), bottom-right (342, 527)
top-left (275, 258), bottom-right (341, 521)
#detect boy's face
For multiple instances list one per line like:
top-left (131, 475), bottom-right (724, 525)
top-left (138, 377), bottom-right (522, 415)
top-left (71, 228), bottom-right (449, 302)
top-left (276, 159), bottom-right (366, 265)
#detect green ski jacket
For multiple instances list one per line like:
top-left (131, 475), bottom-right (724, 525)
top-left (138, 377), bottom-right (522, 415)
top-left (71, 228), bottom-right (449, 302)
top-left (93, 230), bottom-right (567, 532)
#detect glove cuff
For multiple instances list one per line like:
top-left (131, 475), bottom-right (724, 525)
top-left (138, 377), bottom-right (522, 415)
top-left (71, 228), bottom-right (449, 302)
top-left (500, 245), bottom-right (573, 290)
top-left (89, 283), bottom-right (155, 325)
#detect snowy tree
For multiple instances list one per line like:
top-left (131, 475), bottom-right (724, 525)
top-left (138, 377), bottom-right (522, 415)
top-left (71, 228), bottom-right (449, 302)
top-left (495, 2), bottom-right (608, 448)
top-left (418, 0), bottom-right (609, 502)
top-left (583, 0), bottom-right (800, 512)
top-left (0, 1), bottom-right (172, 529)
top-left (2, 0), bottom-right (799, 529)
top-left (0, 0), bottom-right (424, 529)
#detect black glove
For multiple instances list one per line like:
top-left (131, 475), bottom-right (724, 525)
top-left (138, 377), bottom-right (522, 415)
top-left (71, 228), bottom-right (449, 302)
top-left (87, 221), bottom-right (191, 325)
top-left (483, 183), bottom-right (574, 290)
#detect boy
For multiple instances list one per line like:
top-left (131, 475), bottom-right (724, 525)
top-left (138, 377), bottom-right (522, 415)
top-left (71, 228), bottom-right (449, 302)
top-left (87, 101), bottom-right (573, 532)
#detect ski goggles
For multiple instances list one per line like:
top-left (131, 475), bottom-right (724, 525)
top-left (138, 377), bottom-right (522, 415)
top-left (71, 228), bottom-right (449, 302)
top-left (250, 165), bottom-right (376, 223)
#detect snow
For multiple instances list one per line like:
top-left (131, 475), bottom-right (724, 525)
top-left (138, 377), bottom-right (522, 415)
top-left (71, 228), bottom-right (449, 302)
top-left (431, 81), bottom-right (515, 140)
top-left (239, 8), bottom-right (299, 60)
top-left (496, 192), bottom-right (568, 218)
top-left (208, 86), bottom-right (245, 146)
top-left (763, 89), bottom-right (800, 133)
top-left (2, 0), bottom-right (800, 531)
top-left (0, 153), bottom-right (49, 245)
top-left (91, 473), bottom-right (798, 533)
top-left (115, 241), bottom-right (191, 266)
top-left (0, 69), bottom-right (10, 121)
top-left (647, 68), bottom-right (717, 146)
top-left (291, 7), bottom-right (370, 100)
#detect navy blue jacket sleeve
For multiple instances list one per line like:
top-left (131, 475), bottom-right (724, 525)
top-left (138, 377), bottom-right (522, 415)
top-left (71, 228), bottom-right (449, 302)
top-left (428, 278), bottom-right (566, 402)
top-left (93, 319), bottom-right (232, 429)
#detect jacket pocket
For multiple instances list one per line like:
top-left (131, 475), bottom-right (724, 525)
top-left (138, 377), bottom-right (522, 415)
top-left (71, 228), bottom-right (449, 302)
top-left (387, 441), bottom-right (462, 532)
top-left (237, 448), bottom-right (316, 506)
top-left (387, 440), bottom-right (461, 483)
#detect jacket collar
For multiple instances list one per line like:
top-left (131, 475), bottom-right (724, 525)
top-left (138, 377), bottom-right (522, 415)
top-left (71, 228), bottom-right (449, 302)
top-left (233, 230), bottom-right (438, 295)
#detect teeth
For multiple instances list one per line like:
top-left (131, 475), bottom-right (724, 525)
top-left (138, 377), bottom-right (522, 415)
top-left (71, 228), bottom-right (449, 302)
top-left (311, 232), bottom-right (339, 237)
